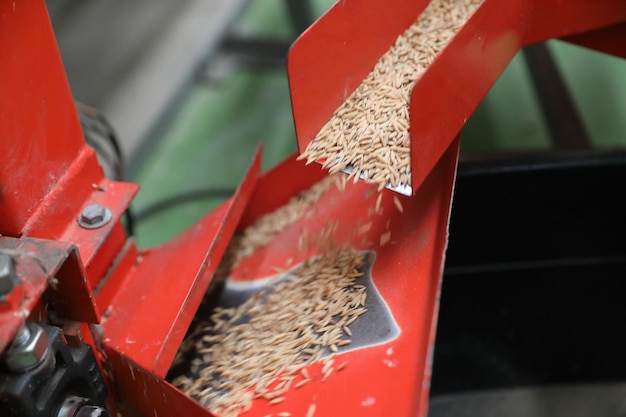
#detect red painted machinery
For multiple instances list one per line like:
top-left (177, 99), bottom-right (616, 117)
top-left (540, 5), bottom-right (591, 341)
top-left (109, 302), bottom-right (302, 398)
top-left (0, 1), bottom-right (624, 416)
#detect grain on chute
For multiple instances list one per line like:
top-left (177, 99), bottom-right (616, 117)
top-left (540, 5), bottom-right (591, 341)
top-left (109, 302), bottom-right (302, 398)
top-left (299, 0), bottom-right (484, 191)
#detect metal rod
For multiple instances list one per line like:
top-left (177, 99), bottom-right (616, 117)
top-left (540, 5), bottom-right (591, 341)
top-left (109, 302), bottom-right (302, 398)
top-left (522, 42), bottom-right (593, 151)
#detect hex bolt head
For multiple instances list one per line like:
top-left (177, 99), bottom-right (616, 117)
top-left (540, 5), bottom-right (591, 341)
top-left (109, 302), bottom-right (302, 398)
top-left (77, 204), bottom-right (112, 229)
top-left (3, 321), bottom-right (50, 372)
top-left (0, 253), bottom-right (18, 297)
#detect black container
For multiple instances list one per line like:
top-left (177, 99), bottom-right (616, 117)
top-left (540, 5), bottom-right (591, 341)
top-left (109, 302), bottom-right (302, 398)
top-left (431, 151), bottom-right (626, 400)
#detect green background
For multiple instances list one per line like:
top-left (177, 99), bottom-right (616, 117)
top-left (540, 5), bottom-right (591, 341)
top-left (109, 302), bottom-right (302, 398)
top-left (131, 0), bottom-right (626, 248)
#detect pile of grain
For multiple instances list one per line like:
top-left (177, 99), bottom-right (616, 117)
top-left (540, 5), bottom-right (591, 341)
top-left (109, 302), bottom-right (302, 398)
top-left (172, 249), bottom-right (366, 417)
top-left (299, 0), bottom-right (484, 190)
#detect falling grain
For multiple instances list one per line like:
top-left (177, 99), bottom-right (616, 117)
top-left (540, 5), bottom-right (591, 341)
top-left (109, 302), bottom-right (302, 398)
top-left (294, 378), bottom-right (311, 389)
top-left (357, 222), bottom-right (373, 236)
top-left (380, 231), bottom-right (392, 247)
top-left (269, 397), bottom-right (286, 406)
top-left (322, 367), bottom-right (334, 381)
top-left (306, 404), bottom-right (317, 417)
top-left (393, 196), bottom-right (404, 213)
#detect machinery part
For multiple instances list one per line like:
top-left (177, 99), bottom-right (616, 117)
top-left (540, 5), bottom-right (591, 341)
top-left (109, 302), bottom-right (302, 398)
top-left (2, 321), bottom-right (52, 372)
top-left (77, 204), bottom-right (113, 229)
top-left (0, 254), bottom-right (18, 298)
top-left (522, 43), bottom-right (592, 151)
top-left (77, 103), bottom-right (124, 181)
top-left (0, 237), bottom-right (101, 354)
top-left (56, 395), bottom-right (111, 417)
top-left (288, 0), bottom-right (626, 195)
top-left (0, 323), bottom-right (108, 417)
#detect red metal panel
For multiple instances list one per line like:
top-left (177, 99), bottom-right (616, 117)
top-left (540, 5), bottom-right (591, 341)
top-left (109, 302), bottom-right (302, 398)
top-left (102, 149), bottom-right (262, 379)
top-left (0, 0), bottom-right (87, 236)
top-left (239, 153), bottom-right (328, 228)
top-left (409, 0), bottom-right (524, 193)
top-left (104, 349), bottom-right (216, 417)
top-left (94, 239), bottom-right (139, 310)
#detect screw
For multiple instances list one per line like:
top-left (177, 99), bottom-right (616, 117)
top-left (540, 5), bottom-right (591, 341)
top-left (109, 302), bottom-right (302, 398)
top-left (77, 204), bottom-right (112, 229)
top-left (0, 253), bottom-right (17, 297)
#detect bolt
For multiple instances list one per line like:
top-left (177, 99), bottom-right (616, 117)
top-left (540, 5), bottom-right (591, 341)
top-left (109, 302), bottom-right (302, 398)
top-left (0, 253), bottom-right (18, 297)
top-left (81, 205), bottom-right (106, 224)
top-left (3, 321), bottom-right (51, 372)
top-left (77, 204), bottom-right (112, 229)
top-left (57, 396), bottom-right (111, 417)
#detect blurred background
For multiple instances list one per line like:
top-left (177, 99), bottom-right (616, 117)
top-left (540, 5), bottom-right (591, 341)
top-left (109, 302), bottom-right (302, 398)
top-left (47, 1), bottom-right (626, 416)
top-left (47, 0), bottom-right (626, 249)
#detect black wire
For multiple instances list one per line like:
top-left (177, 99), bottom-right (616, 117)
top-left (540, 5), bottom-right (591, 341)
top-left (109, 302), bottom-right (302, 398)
top-left (133, 188), bottom-right (236, 223)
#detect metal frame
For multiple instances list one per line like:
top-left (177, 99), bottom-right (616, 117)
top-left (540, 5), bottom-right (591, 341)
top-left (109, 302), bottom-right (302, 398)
top-left (1, 1), bottom-right (624, 416)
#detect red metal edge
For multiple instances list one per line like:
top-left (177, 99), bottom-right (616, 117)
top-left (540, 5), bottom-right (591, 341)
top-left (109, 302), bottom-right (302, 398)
top-left (0, 0), bottom-right (94, 236)
top-left (238, 153), bottom-right (329, 229)
top-left (287, 0), bottom-right (432, 153)
top-left (560, 22), bottom-right (626, 59)
top-left (94, 238), bottom-right (139, 311)
top-left (0, 237), bottom-right (100, 350)
top-left (416, 140), bottom-right (460, 417)
top-left (102, 148), bottom-right (262, 379)
top-left (408, 0), bottom-right (524, 193)
top-left (104, 348), bottom-right (215, 417)
top-left (524, 0), bottom-right (626, 45)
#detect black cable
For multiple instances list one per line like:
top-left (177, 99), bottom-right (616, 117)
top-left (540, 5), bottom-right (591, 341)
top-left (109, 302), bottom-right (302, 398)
top-left (133, 188), bottom-right (236, 223)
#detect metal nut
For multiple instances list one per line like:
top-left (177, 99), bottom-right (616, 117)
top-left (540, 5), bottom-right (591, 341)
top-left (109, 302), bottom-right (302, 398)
top-left (77, 204), bottom-right (112, 229)
top-left (0, 253), bottom-right (18, 297)
top-left (4, 322), bottom-right (50, 372)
